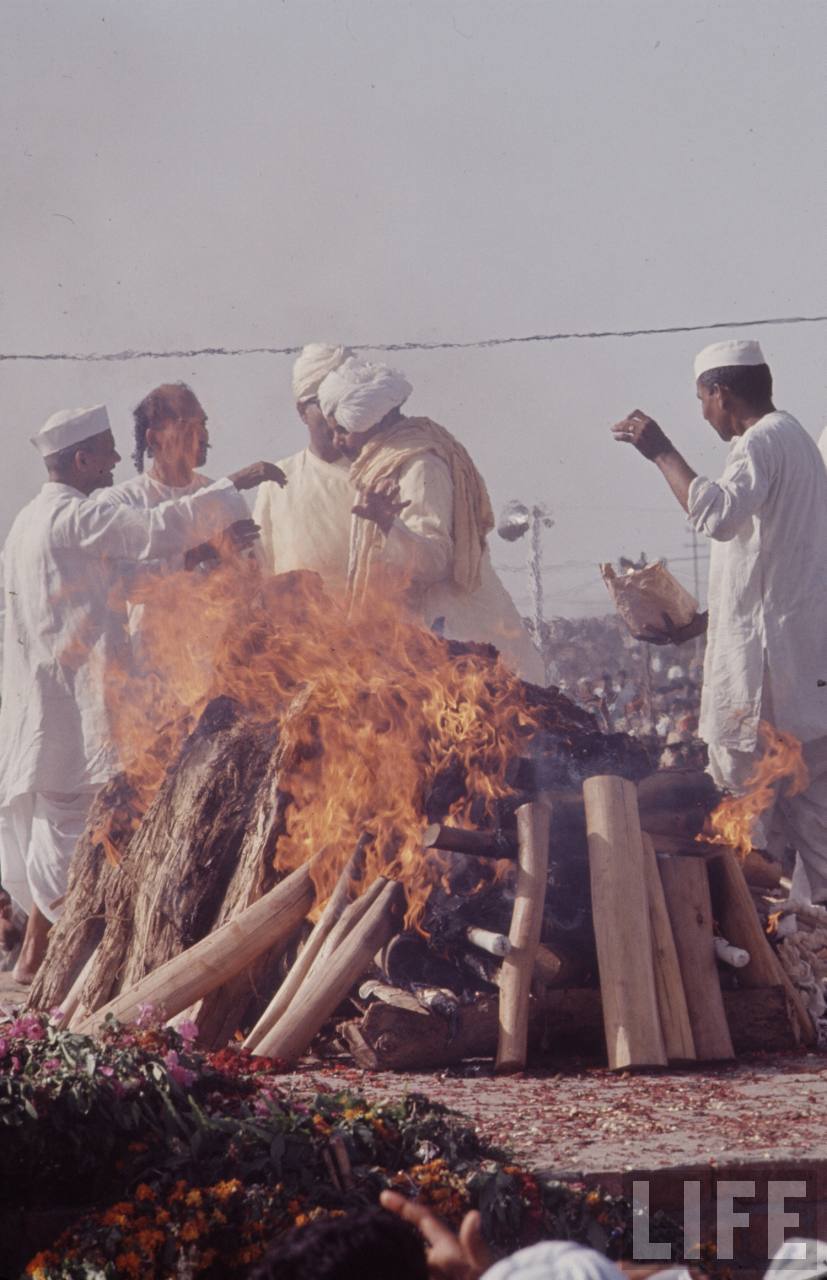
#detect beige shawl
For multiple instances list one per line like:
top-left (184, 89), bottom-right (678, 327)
top-left (347, 416), bottom-right (495, 610)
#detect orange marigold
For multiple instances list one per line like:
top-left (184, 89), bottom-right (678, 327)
top-left (212, 1178), bottom-right (242, 1200)
top-left (135, 1183), bottom-right (156, 1202)
top-left (115, 1251), bottom-right (142, 1278)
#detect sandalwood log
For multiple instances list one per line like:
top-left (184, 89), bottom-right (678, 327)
top-left (467, 926), bottom-right (511, 957)
top-left (338, 985), bottom-right (797, 1071)
top-left (340, 987), bottom-right (605, 1071)
top-left (640, 835), bottom-right (695, 1062)
top-left (496, 798), bottom-right (552, 1072)
top-left (243, 841), bottom-right (369, 1051)
top-left (423, 823), bottom-right (517, 860)
top-left (422, 771), bottom-right (720, 864)
top-left (658, 855), bottom-right (734, 1061)
top-left (584, 775), bottom-right (666, 1069)
top-left (707, 849), bottom-right (815, 1045)
top-left (74, 857), bottom-right (317, 1034)
top-left (254, 878), bottom-right (404, 1065)
top-left (532, 942), bottom-right (587, 990)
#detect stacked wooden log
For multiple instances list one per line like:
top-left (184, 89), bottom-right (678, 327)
top-left (28, 686), bottom-right (810, 1071)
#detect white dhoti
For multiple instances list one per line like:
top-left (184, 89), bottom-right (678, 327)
top-left (708, 739), bottom-right (827, 903)
top-left (0, 789), bottom-right (97, 922)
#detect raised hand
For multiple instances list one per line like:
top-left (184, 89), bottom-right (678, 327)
top-left (611, 410), bottom-right (673, 461)
top-left (352, 480), bottom-right (410, 534)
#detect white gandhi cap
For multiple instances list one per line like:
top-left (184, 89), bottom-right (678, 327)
top-left (694, 339), bottom-right (766, 380)
top-left (31, 405), bottom-right (111, 458)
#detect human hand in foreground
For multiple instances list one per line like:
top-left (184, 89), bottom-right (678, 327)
top-left (184, 519), bottom-right (261, 569)
top-left (634, 610), bottom-right (708, 646)
top-left (611, 410), bottom-right (673, 461)
top-left (228, 461), bottom-right (288, 490)
top-left (352, 479), bottom-right (410, 534)
top-left (380, 1189), bottom-right (493, 1280)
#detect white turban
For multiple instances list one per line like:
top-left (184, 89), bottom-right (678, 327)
top-left (291, 343), bottom-right (353, 403)
top-left (318, 357), bottom-right (412, 432)
top-left (694, 339), bottom-right (766, 380)
top-left (31, 405), bottom-right (111, 458)
top-left (481, 1242), bottom-right (627, 1280)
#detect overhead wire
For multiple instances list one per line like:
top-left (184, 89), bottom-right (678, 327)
top-left (1, 311), bottom-right (825, 363)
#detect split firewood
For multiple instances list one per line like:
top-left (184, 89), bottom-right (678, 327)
top-left (584, 775), bottom-right (666, 1069)
top-left (658, 854), bottom-right (734, 1061)
top-left (243, 839), bottom-right (368, 1051)
top-left (253, 877), bottom-right (404, 1065)
top-left (74, 856), bottom-right (319, 1034)
top-left (496, 796), bottom-right (552, 1072)
top-left (707, 849), bottom-right (815, 1045)
top-left (640, 834), bottom-right (695, 1062)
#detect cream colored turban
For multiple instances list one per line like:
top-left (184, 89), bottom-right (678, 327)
top-left (291, 343), bottom-right (352, 403)
top-left (318, 357), bottom-right (412, 432)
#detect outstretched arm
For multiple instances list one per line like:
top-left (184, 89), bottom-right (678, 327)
top-left (611, 410), bottom-right (697, 512)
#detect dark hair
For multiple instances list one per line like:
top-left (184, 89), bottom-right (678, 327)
top-left (131, 382), bottom-right (198, 473)
top-left (248, 1208), bottom-right (428, 1280)
top-left (697, 363), bottom-right (773, 406)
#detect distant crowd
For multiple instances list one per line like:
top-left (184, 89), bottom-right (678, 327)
top-left (541, 613), bottom-right (706, 770)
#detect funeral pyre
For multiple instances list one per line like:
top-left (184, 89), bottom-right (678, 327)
top-left (27, 557), bottom-right (821, 1068)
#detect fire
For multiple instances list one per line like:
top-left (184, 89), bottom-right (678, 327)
top-left (703, 721), bottom-right (809, 859)
top-left (101, 555), bottom-right (542, 925)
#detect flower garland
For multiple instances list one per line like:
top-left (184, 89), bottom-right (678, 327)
top-left (0, 1010), bottom-right (685, 1277)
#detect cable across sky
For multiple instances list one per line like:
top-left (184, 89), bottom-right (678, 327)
top-left (1, 311), bottom-right (825, 364)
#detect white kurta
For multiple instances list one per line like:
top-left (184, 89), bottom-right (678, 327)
top-left (253, 448), bottom-right (355, 595)
top-left (0, 477), bottom-right (244, 807)
top-left (378, 453), bottom-right (545, 682)
top-left (688, 411), bottom-right (827, 753)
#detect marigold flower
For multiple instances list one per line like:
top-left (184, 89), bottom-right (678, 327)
top-left (135, 1183), bottom-right (155, 1201)
top-left (213, 1178), bottom-right (242, 1200)
top-left (114, 1250), bottom-right (142, 1278)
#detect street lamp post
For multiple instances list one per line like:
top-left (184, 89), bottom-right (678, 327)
top-left (497, 500), bottom-right (554, 683)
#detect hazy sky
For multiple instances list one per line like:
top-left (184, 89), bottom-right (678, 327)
top-left (2, 0), bottom-right (825, 616)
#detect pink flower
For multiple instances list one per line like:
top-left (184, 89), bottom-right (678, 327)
top-left (0, 1038), bottom-right (8, 1058)
top-left (8, 1014), bottom-right (44, 1041)
top-left (101, 1065), bottom-right (115, 1077)
top-left (136, 1002), bottom-right (157, 1028)
top-left (177, 1019), bottom-right (199, 1044)
top-left (163, 1050), bottom-right (196, 1088)
top-left (41, 1057), bottom-right (61, 1072)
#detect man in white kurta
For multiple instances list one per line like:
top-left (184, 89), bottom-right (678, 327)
top-left (0, 404), bottom-right (283, 979)
top-left (253, 344), bottom-right (355, 596)
top-left (317, 357), bottom-right (545, 682)
top-left (612, 339), bottom-right (827, 901)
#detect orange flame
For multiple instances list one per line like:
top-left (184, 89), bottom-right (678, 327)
top-left (101, 555), bottom-right (543, 925)
top-left (703, 721), bottom-right (809, 859)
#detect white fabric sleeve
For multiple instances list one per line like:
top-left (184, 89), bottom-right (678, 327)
top-left (58, 479), bottom-right (242, 562)
top-left (252, 483), bottom-right (278, 574)
top-left (379, 453), bottom-right (453, 585)
top-left (687, 433), bottom-right (774, 542)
